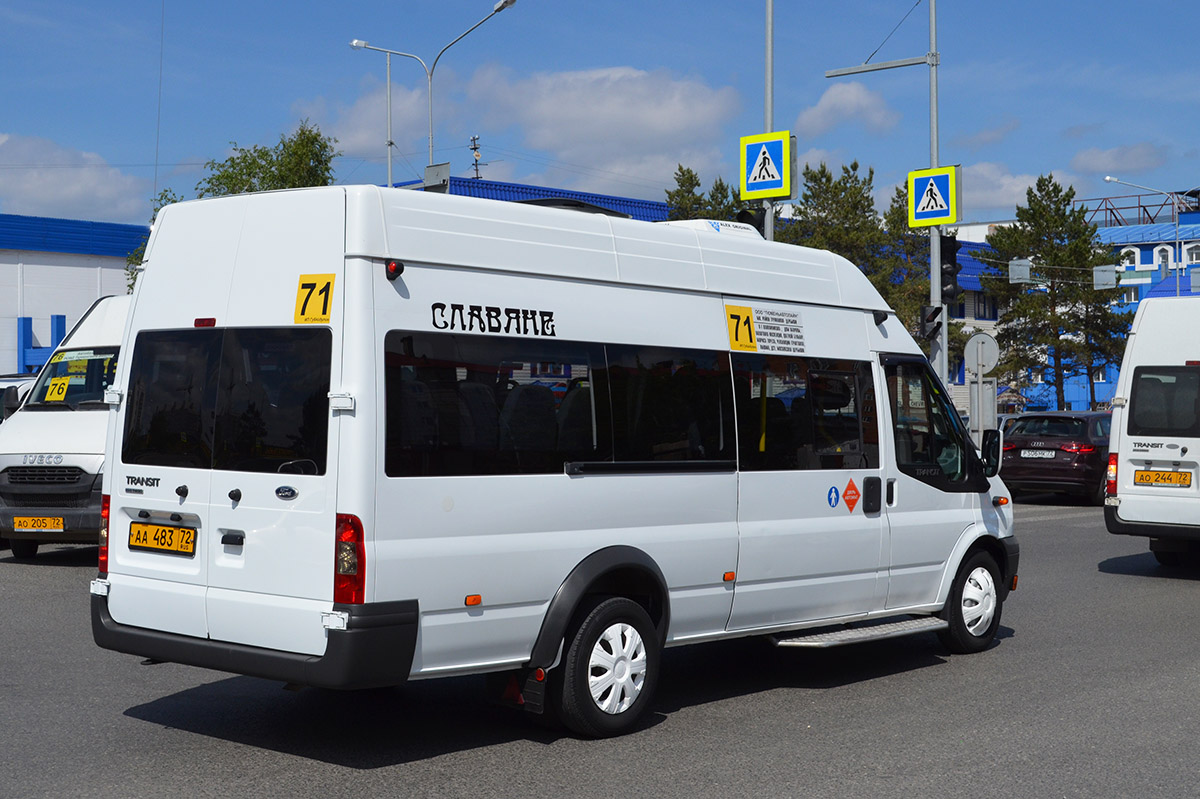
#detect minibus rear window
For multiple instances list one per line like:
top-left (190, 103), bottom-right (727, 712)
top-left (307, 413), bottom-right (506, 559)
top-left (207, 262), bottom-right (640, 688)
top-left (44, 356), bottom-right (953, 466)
top-left (1129, 366), bottom-right (1200, 437)
top-left (122, 328), bottom-right (331, 474)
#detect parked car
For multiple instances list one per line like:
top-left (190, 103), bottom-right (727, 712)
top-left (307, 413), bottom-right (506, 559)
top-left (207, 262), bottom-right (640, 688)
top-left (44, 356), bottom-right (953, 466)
top-left (997, 413), bottom-right (1024, 435)
top-left (1002, 411), bottom-right (1111, 504)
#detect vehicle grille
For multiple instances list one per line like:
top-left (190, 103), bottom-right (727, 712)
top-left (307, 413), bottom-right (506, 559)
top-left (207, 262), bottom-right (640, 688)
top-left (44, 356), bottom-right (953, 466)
top-left (2, 492), bottom-right (92, 508)
top-left (4, 467), bottom-right (86, 484)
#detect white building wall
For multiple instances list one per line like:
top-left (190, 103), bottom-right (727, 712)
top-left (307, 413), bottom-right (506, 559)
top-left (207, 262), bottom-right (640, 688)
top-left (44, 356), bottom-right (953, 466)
top-left (0, 250), bottom-right (128, 374)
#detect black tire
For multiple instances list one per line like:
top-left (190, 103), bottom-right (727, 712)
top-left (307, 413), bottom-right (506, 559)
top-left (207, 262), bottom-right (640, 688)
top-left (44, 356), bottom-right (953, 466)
top-left (1090, 477), bottom-right (1107, 506)
top-left (938, 550), bottom-right (1002, 654)
top-left (1153, 550), bottom-right (1185, 568)
top-left (553, 597), bottom-right (660, 738)
top-left (10, 538), bottom-right (38, 560)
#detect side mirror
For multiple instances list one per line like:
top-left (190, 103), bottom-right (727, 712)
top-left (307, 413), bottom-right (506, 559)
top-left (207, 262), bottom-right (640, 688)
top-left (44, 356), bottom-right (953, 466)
top-left (2, 386), bottom-right (20, 420)
top-left (981, 428), bottom-right (1002, 478)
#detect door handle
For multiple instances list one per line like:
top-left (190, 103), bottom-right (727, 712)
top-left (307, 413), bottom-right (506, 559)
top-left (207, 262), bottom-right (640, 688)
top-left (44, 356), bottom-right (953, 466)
top-left (862, 476), bottom-right (882, 514)
top-left (221, 531), bottom-right (245, 546)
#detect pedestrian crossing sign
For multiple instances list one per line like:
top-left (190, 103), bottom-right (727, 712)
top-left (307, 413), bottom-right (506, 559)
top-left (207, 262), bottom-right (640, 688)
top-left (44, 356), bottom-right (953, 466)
top-left (907, 165), bottom-right (961, 228)
top-left (740, 131), bottom-right (795, 201)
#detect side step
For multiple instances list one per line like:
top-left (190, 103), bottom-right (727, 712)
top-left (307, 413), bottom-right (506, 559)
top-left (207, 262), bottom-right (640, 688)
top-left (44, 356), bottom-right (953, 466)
top-left (769, 616), bottom-right (948, 649)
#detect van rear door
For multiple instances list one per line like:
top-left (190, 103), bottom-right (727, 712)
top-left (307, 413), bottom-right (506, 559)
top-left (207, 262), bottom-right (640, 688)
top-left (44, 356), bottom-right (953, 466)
top-left (1117, 365), bottom-right (1200, 523)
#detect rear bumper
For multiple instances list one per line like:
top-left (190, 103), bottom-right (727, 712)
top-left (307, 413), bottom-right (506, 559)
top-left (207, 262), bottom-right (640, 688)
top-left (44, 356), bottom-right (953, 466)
top-left (92, 594), bottom-right (418, 690)
top-left (1105, 505), bottom-right (1200, 541)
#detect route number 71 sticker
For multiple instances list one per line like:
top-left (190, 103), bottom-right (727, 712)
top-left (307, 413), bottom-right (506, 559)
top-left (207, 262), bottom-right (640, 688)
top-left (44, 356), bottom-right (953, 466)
top-left (294, 274), bottom-right (336, 324)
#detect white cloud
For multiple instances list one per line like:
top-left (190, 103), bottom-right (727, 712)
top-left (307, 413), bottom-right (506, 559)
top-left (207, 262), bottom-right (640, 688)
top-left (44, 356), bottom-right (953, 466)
top-left (0, 134), bottom-right (147, 223)
top-left (465, 65), bottom-right (741, 196)
top-left (793, 83), bottom-right (900, 138)
top-left (1070, 142), bottom-right (1169, 175)
top-left (953, 119), bottom-right (1021, 152)
top-left (960, 162), bottom-right (1081, 220)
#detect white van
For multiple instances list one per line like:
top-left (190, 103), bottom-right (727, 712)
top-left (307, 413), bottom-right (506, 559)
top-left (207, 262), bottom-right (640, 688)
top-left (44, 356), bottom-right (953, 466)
top-left (0, 295), bottom-right (130, 560)
top-left (1105, 296), bottom-right (1200, 565)
top-left (91, 186), bottom-right (1017, 737)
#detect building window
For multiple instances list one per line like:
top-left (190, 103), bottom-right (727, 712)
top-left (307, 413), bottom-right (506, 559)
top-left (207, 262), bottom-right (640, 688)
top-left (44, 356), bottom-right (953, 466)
top-left (1119, 247), bottom-right (1139, 267)
top-left (1120, 287), bottom-right (1139, 304)
top-left (975, 294), bottom-right (998, 321)
top-left (1156, 245), bottom-right (1174, 270)
top-left (1187, 244), bottom-right (1200, 265)
top-left (1092, 368), bottom-right (1107, 383)
top-left (1030, 369), bottom-right (1044, 385)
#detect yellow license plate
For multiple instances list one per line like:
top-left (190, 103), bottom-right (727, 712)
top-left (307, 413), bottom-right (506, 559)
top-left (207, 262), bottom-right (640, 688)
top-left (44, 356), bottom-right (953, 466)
top-left (128, 522), bottom-right (196, 557)
top-left (1134, 470), bottom-right (1193, 487)
top-left (13, 516), bottom-right (64, 532)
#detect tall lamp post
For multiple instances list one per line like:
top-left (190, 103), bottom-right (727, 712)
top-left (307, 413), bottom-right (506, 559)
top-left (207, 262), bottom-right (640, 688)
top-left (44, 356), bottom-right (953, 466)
top-left (351, 0), bottom-right (516, 179)
top-left (1104, 175), bottom-right (1195, 297)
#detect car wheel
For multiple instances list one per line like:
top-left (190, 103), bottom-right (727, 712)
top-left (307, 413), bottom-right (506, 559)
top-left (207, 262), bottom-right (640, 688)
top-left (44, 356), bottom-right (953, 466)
top-left (938, 550), bottom-right (1002, 654)
top-left (1090, 477), bottom-right (1107, 506)
top-left (554, 596), bottom-right (659, 738)
top-left (10, 539), bottom-right (38, 560)
top-left (1153, 550), bottom-right (1186, 568)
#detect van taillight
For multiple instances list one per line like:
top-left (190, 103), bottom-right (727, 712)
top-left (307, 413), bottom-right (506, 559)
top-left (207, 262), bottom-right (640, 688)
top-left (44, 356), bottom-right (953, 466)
top-left (334, 513), bottom-right (365, 605)
top-left (98, 494), bottom-right (110, 577)
top-left (1106, 454), bottom-right (1118, 497)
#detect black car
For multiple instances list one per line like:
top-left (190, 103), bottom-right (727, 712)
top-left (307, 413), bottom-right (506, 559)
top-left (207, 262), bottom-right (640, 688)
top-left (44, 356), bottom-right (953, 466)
top-left (1002, 411), bottom-right (1112, 504)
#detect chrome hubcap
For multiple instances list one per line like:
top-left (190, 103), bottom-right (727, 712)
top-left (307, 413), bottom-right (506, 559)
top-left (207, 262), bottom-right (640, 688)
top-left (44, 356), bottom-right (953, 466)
top-left (588, 621), bottom-right (647, 714)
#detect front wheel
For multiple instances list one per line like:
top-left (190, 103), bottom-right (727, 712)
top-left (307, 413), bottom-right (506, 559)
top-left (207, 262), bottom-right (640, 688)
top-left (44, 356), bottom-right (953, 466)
top-left (938, 550), bottom-right (1002, 654)
top-left (553, 597), bottom-right (660, 738)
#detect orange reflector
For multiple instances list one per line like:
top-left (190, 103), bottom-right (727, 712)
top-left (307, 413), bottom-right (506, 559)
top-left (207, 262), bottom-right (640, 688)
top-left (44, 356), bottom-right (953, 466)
top-left (1011, 575), bottom-right (1019, 591)
top-left (533, 668), bottom-right (546, 682)
top-left (723, 571), bottom-right (736, 582)
top-left (992, 496), bottom-right (1010, 506)
top-left (465, 594), bottom-right (482, 607)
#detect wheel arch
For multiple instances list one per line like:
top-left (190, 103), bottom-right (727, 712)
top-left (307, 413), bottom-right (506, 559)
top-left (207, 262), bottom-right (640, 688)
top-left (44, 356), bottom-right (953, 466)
top-left (935, 527), bottom-right (1018, 607)
top-left (526, 545), bottom-right (670, 670)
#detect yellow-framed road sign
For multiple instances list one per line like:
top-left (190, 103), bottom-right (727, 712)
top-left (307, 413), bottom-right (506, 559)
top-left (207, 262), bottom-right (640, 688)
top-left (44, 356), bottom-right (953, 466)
top-left (907, 165), bottom-right (962, 228)
top-left (740, 131), bottom-right (795, 202)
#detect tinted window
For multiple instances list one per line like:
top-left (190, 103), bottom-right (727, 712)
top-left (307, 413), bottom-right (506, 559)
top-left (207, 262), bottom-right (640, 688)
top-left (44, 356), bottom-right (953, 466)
top-left (884, 357), bottom-right (979, 489)
top-left (604, 345), bottom-right (734, 462)
top-left (1009, 416), bottom-right (1087, 438)
top-left (733, 355), bottom-right (879, 470)
top-left (122, 328), bottom-right (331, 473)
top-left (123, 331), bottom-right (219, 467)
top-left (213, 329), bottom-right (332, 475)
top-left (25, 347), bottom-right (119, 410)
top-left (1129, 366), bottom-right (1200, 437)
top-left (384, 332), bottom-right (609, 476)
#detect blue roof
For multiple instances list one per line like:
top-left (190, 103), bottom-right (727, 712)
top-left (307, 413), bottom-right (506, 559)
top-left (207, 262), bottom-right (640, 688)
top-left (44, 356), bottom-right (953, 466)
top-left (0, 213), bottom-right (148, 258)
top-left (957, 240), bottom-right (995, 293)
top-left (394, 177), bottom-right (671, 223)
top-left (1097, 222), bottom-right (1200, 246)
top-left (1145, 270), bottom-right (1196, 297)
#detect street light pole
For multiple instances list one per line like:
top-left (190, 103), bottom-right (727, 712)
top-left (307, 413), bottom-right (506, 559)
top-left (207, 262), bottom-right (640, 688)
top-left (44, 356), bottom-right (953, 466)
top-left (351, 0), bottom-right (516, 173)
top-left (1104, 175), bottom-right (1190, 297)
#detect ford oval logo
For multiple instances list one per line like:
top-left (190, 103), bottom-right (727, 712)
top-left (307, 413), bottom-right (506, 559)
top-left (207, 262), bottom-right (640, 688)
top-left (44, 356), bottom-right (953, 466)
top-left (275, 486), bottom-right (298, 500)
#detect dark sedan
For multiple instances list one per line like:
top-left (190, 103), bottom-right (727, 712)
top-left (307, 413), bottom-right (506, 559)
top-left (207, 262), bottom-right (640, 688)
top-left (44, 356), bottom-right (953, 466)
top-left (1002, 411), bottom-right (1112, 504)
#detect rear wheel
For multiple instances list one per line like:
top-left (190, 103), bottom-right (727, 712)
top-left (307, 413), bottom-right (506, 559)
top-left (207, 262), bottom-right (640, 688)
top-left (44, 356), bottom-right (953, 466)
top-left (938, 550), bottom-right (1002, 654)
top-left (553, 597), bottom-right (660, 738)
top-left (9, 539), bottom-right (38, 560)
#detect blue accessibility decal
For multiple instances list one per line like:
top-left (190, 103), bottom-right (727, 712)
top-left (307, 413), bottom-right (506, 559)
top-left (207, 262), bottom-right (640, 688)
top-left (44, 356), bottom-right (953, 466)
top-left (827, 486), bottom-right (840, 508)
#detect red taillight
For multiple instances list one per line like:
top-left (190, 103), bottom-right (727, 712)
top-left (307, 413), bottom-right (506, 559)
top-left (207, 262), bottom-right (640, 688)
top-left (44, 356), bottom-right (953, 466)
top-left (98, 494), bottom-right (110, 576)
top-left (194, 317), bottom-right (216, 327)
top-left (1002, 442), bottom-right (1016, 451)
top-left (1060, 442), bottom-right (1095, 453)
top-left (1107, 453), bottom-right (1118, 496)
top-left (334, 513), bottom-right (365, 605)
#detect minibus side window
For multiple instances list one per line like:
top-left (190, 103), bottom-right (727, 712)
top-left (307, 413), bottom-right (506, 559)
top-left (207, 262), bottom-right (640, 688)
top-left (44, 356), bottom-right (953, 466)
top-left (122, 330), bottom-right (220, 468)
top-left (883, 357), bottom-right (981, 490)
top-left (384, 332), bottom-right (610, 476)
top-left (602, 345), bottom-right (734, 462)
top-left (1128, 366), bottom-right (1200, 437)
top-left (732, 355), bottom-right (879, 470)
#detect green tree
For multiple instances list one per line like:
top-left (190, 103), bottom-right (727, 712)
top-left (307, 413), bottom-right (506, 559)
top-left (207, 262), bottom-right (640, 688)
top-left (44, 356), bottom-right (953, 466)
top-left (980, 174), bottom-right (1132, 410)
top-left (664, 165), bottom-right (746, 221)
top-left (125, 187), bottom-right (182, 291)
top-left (196, 119), bottom-right (340, 198)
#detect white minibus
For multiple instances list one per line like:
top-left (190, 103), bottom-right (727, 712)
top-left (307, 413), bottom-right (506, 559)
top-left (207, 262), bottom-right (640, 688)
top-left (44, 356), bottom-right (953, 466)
top-left (1, 295), bottom-right (129, 559)
top-left (1105, 296), bottom-right (1200, 565)
top-left (92, 186), bottom-right (1017, 737)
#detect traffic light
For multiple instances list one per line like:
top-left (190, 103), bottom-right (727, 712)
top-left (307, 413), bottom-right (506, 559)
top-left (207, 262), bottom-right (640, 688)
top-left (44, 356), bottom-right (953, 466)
top-left (940, 233), bottom-right (963, 305)
top-left (920, 304), bottom-right (943, 340)
top-left (736, 206), bottom-right (766, 236)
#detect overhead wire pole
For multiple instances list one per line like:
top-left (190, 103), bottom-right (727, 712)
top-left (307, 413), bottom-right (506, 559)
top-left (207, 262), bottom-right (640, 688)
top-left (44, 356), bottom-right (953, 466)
top-left (825, 0), bottom-right (946, 383)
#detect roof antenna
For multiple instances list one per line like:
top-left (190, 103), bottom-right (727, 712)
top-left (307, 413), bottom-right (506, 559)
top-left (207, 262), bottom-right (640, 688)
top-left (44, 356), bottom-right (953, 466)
top-left (469, 135), bottom-right (488, 179)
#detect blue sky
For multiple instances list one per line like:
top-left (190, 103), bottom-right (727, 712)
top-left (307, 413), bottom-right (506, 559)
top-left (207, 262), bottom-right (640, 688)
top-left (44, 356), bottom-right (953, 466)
top-left (2, 1), bottom-right (1198, 226)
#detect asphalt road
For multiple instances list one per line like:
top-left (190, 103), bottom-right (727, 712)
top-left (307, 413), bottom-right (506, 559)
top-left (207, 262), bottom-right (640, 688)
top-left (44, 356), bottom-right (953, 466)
top-left (3, 496), bottom-right (1199, 798)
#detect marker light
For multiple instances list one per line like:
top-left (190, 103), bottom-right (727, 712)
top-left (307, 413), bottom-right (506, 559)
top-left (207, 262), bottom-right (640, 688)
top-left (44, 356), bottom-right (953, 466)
top-left (334, 513), bottom-right (365, 604)
top-left (98, 494), bottom-right (110, 577)
top-left (723, 572), bottom-right (736, 582)
top-left (194, 318), bottom-right (216, 327)
top-left (385, 260), bottom-right (405, 281)
top-left (465, 594), bottom-right (482, 606)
